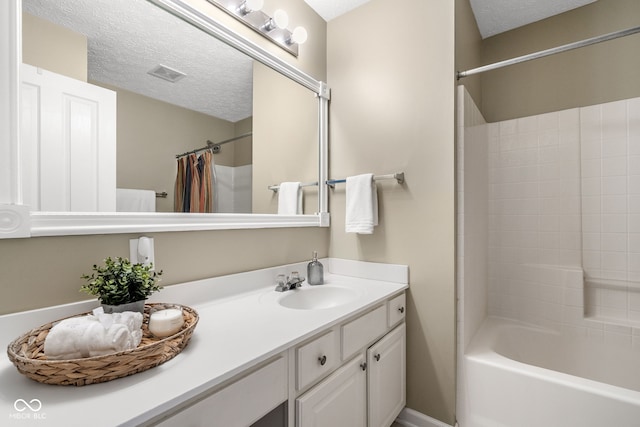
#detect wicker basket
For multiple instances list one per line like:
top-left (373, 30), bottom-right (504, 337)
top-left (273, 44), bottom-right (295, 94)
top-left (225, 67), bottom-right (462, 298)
top-left (6, 303), bottom-right (198, 386)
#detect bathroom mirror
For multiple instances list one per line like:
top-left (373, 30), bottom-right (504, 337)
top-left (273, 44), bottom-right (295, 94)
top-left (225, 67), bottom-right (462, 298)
top-left (0, 0), bottom-right (329, 238)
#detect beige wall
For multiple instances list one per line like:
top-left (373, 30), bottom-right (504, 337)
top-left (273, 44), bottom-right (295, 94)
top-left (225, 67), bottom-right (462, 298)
top-left (233, 117), bottom-right (253, 166)
top-left (22, 12), bottom-right (87, 81)
top-left (0, 228), bottom-right (328, 314)
top-left (455, 0), bottom-right (483, 108)
top-left (252, 62), bottom-right (319, 215)
top-left (1, 0), bottom-right (329, 314)
top-left (481, 0), bottom-right (640, 122)
top-left (327, 0), bottom-right (456, 424)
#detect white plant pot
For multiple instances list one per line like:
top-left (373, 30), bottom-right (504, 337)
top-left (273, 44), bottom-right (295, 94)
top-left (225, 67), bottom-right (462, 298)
top-left (102, 300), bottom-right (145, 314)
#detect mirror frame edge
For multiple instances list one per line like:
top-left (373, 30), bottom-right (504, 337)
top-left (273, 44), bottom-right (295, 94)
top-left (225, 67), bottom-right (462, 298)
top-left (0, 0), bottom-right (330, 239)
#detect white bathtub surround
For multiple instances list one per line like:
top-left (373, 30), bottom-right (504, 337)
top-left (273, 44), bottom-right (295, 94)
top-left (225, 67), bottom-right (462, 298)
top-left (487, 104), bottom-right (582, 327)
top-left (463, 317), bottom-right (640, 427)
top-left (0, 258), bottom-right (407, 426)
top-left (456, 87), bottom-right (489, 355)
top-left (456, 87), bottom-right (640, 426)
top-left (214, 164), bottom-right (252, 213)
top-left (456, 87), bottom-right (489, 427)
top-left (580, 98), bottom-right (640, 326)
top-left (459, 88), bottom-right (640, 333)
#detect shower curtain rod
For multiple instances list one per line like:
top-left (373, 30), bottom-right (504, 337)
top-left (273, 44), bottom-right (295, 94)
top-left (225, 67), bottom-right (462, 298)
top-left (457, 25), bottom-right (640, 80)
top-left (175, 132), bottom-right (253, 158)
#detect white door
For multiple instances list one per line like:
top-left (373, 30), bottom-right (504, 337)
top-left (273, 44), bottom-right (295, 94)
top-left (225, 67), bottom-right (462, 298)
top-left (367, 323), bottom-right (406, 427)
top-left (297, 354), bottom-right (367, 427)
top-left (21, 63), bottom-right (116, 212)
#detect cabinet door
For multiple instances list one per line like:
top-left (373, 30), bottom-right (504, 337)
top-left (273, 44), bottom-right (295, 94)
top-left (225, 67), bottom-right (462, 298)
top-left (367, 323), bottom-right (406, 427)
top-left (297, 355), bottom-right (367, 427)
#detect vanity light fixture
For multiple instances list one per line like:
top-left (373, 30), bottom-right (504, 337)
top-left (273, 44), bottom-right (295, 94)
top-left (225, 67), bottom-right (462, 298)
top-left (237, 0), bottom-right (263, 15)
top-left (207, 0), bottom-right (307, 56)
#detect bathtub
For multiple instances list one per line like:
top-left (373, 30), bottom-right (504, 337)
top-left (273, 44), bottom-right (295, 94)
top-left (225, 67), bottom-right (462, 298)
top-left (461, 317), bottom-right (640, 427)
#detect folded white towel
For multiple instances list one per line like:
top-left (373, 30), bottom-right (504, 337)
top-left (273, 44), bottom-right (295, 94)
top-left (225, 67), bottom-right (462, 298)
top-left (345, 173), bottom-right (378, 234)
top-left (116, 188), bottom-right (156, 212)
top-left (44, 308), bottom-right (143, 360)
top-left (278, 182), bottom-right (302, 215)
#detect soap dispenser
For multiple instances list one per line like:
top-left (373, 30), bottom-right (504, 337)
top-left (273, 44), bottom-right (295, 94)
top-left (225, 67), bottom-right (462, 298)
top-left (307, 251), bottom-right (324, 286)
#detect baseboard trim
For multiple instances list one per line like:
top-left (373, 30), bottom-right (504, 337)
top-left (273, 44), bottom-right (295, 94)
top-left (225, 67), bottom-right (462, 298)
top-left (395, 407), bottom-right (454, 427)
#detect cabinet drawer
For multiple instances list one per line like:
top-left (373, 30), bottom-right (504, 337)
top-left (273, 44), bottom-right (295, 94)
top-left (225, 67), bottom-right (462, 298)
top-left (156, 355), bottom-right (287, 427)
top-left (342, 304), bottom-right (387, 360)
top-left (387, 293), bottom-right (406, 327)
top-left (297, 329), bottom-right (340, 391)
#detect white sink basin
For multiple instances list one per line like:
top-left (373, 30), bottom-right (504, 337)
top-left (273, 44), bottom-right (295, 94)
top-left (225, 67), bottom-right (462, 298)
top-left (274, 285), bottom-right (360, 310)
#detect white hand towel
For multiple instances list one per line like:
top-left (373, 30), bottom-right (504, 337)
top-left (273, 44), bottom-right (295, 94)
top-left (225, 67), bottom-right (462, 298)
top-left (345, 173), bottom-right (378, 234)
top-left (116, 188), bottom-right (156, 212)
top-left (278, 182), bottom-right (302, 215)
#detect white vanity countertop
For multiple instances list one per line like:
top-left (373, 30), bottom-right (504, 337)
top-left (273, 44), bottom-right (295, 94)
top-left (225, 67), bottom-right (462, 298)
top-left (0, 258), bottom-right (408, 426)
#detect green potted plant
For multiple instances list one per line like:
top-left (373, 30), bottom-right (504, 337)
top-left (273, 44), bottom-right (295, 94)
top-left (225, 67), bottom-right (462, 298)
top-left (81, 257), bottom-right (163, 313)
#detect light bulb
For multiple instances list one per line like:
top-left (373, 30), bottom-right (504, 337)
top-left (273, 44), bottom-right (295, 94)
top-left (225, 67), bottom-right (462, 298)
top-left (273, 9), bottom-right (289, 29)
top-left (238, 0), bottom-right (262, 15)
top-left (291, 26), bottom-right (308, 44)
top-left (245, 0), bottom-right (263, 12)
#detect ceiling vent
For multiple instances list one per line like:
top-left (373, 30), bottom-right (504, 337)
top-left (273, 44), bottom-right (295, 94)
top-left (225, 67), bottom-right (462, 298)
top-left (147, 64), bottom-right (187, 83)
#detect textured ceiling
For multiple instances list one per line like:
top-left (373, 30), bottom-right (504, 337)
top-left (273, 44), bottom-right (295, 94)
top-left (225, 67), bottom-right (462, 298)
top-left (23, 0), bottom-right (254, 123)
top-left (304, 0), bottom-right (597, 41)
top-left (23, 0), bottom-right (601, 119)
top-left (469, 0), bottom-right (598, 39)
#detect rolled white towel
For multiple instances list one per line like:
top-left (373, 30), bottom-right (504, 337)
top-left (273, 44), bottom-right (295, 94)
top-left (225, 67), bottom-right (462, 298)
top-left (44, 317), bottom-right (99, 360)
top-left (94, 309), bottom-right (143, 345)
top-left (44, 310), bottom-right (143, 360)
top-left (87, 323), bottom-right (130, 357)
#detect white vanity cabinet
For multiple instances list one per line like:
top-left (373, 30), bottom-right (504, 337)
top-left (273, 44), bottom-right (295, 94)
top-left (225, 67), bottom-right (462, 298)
top-left (296, 292), bottom-right (406, 427)
top-left (0, 260), bottom-right (408, 427)
top-left (154, 355), bottom-right (288, 427)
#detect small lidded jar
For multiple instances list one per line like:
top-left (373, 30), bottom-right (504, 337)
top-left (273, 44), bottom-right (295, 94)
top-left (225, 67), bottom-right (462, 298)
top-left (148, 305), bottom-right (184, 338)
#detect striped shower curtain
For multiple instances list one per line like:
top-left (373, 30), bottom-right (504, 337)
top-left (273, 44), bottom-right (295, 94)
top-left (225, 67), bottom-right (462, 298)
top-left (174, 150), bottom-right (215, 213)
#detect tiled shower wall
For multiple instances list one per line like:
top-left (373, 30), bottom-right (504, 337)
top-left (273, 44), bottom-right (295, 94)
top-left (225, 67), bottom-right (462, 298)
top-left (215, 164), bottom-right (252, 213)
top-left (460, 93), bottom-right (640, 332)
top-left (456, 86), bottom-right (487, 427)
top-left (580, 98), bottom-right (640, 324)
top-left (487, 107), bottom-right (583, 328)
top-left (456, 86), bottom-right (487, 354)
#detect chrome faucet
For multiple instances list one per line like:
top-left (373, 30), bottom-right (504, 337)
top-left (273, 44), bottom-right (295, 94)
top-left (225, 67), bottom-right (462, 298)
top-left (274, 272), bottom-right (305, 292)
